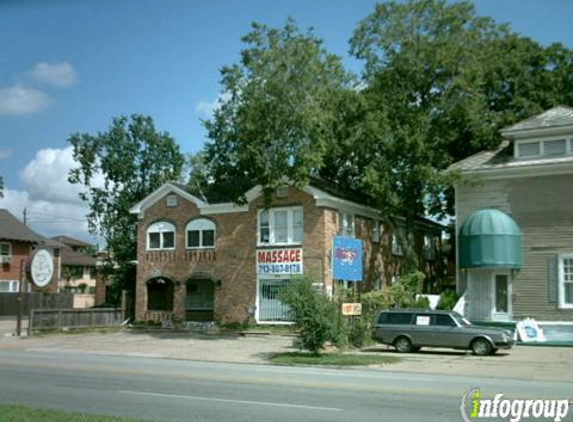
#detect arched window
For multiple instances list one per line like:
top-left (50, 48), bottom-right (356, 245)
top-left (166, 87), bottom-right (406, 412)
top-left (186, 218), bottom-right (216, 249)
top-left (147, 221), bottom-right (176, 250)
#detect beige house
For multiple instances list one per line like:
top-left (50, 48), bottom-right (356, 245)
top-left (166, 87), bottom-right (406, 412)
top-left (450, 106), bottom-right (573, 322)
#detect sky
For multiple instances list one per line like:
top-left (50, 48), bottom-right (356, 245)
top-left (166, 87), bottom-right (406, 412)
top-left (0, 0), bottom-right (572, 246)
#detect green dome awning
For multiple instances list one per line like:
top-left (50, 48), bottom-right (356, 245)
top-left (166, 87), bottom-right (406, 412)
top-left (459, 209), bottom-right (522, 269)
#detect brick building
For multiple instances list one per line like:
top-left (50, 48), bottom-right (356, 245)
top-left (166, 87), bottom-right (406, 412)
top-left (130, 181), bottom-right (444, 324)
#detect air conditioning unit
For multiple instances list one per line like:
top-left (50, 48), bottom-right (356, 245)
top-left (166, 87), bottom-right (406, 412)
top-left (0, 255), bottom-right (12, 264)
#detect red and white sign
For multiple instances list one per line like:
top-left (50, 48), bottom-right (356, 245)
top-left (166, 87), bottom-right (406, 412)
top-left (257, 248), bottom-right (303, 275)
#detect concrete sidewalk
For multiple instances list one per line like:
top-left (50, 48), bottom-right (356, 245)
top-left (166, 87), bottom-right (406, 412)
top-left (0, 329), bottom-right (570, 383)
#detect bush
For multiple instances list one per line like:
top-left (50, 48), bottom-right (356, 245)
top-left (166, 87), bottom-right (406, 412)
top-left (437, 289), bottom-right (459, 310)
top-left (411, 296), bottom-right (430, 309)
top-left (280, 277), bottom-right (345, 354)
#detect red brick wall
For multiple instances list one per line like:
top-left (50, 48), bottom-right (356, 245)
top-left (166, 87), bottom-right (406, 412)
top-left (0, 241), bottom-right (59, 292)
top-left (134, 187), bottom-right (444, 323)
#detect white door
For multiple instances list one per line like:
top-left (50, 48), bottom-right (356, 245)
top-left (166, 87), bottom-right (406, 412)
top-left (491, 273), bottom-right (511, 321)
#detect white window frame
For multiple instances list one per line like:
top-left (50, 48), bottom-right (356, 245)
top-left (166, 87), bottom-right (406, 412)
top-left (258, 207), bottom-right (303, 246)
top-left (146, 221), bottom-right (176, 251)
top-left (515, 136), bottom-right (573, 159)
top-left (338, 212), bottom-right (355, 238)
top-left (185, 218), bottom-right (216, 249)
top-left (559, 254), bottom-right (573, 309)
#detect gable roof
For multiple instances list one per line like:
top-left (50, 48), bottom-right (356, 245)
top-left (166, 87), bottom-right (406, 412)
top-left (129, 182), bottom-right (208, 216)
top-left (130, 180), bottom-right (444, 232)
top-left (0, 209), bottom-right (45, 243)
top-left (502, 106), bottom-right (573, 137)
top-left (448, 140), bottom-right (573, 176)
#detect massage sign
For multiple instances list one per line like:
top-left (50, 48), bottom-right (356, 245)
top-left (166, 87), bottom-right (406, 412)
top-left (257, 248), bottom-right (303, 275)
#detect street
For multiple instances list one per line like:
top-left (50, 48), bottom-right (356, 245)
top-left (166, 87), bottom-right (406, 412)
top-left (1, 350), bottom-right (572, 422)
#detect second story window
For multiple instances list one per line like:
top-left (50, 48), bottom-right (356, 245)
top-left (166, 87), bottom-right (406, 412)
top-left (392, 228), bottom-right (404, 256)
top-left (338, 212), bottom-right (355, 237)
top-left (424, 235), bottom-right (436, 261)
top-left (186, 218), bottom-right (216, 249)
top-left (147, 221), bottom-right (176, 251)
top-left (258, 207), bottom-right (303, 245)
top-left (0, 242), bottom-right (11, 264)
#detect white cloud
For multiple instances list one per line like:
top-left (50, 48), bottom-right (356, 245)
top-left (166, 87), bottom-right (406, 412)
top-left (21, 147), bottom-right (85, 205)
top-left (0, 149), bottom-right (12, 159)
top-left (0, 146), bottom-right (104, 244)
top-left (0, 85), bottom-right (51, 116)
top-left (195, 92), bottom-right (230, 117)
top-left (0, 188), bottom-right (94, 243)
top-left (29, 62), bottom-right (77, 88)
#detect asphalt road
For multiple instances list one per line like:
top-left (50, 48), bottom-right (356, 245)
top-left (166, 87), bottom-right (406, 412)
top-left (0, 350), bottom-right (572, 422)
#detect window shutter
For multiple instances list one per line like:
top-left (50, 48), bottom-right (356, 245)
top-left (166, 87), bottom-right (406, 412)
top-left (548, 254), bottom-right (559, 303)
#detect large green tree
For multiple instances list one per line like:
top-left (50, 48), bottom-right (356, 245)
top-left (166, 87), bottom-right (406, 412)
top-left (68, 115), bottom-right (185, 301)
top-left (203, 20), bottom-right (352, 202)
top-left (341, 0), bottom-right (573, 218)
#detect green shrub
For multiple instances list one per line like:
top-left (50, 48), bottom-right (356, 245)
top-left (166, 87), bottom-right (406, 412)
top-left (437, 289), bottom-right (459, 310)
top-left (280, 277), bottom-right (345, 354)
top-left (411, 296), bottom-right (430, 309)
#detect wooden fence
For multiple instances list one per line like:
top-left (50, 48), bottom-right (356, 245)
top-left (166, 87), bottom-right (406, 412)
top-left (0, 292), bottom-right (74, 316)
top-left (29, 308), bottom-right (124, 334)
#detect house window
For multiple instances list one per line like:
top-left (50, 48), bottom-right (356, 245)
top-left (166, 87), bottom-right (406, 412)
top-left (0, 242), bottom-right (11, 263)
top-left (516, 141), bottom-right (540, 158)
top-left (391, 229), bottom-right (404, 256)
top-left (372, 222), bottom-right (381, 243)
top-left (338, 212), bottom-right (355, 237)
top-left (146, 221), bottom-right (176, 250)
top-left (186, 218), bottom-right (216, 249)
top-left (544, 139), bottom-right (567, 156)
top-left (516, 138), bottom-right (571, 159)
top-left (258, 207), bottom-right (303, 245)
top-left (424, 235), bottom-right (436, 261)
top-left (0, 280), bottom-right (19, 292)
top-left (560, 256), bottom-right (573, 308)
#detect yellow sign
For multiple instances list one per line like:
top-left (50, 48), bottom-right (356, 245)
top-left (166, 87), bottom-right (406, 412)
top-left (342, 303), bottom-right (362, 316)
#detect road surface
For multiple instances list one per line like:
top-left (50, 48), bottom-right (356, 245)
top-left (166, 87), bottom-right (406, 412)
top-left (0, 350), bottom-right (571, 422)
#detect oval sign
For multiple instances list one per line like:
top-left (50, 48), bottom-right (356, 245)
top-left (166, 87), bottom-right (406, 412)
top-left (29, 249), bottom-right (54, 288)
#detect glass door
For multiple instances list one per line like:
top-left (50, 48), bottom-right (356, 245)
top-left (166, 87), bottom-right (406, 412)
top-left (492, 274), bottom-right (511, 321)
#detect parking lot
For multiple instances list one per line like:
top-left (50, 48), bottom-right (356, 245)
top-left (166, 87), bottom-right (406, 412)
top-left (0, 328), bottom-right (571, 383)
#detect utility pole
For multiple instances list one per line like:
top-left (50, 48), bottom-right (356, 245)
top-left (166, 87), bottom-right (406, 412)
top-left (23, 208), bottom-right (27, 226)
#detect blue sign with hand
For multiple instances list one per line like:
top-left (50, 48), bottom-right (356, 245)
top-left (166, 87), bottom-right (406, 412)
top-left (332, 236), bottom-right (363, 281)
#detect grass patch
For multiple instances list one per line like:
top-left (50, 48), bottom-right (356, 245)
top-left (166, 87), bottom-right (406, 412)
top-left (0, 404), bottom-right (162, 422)
top-left (268, 352), bottom-right (401, 366)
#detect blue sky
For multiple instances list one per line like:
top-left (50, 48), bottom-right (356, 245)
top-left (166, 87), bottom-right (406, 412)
top-left (0, 0), bottom-right (571, 244)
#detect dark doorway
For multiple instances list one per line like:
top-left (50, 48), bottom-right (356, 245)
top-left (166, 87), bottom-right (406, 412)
top-left (147, 277), bottom-right (174, 311)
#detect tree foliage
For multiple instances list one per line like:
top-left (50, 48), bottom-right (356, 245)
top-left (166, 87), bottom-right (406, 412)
top-left (0, 176), bottom-right (3, 198)
top-left (68, 115), bottom-right (185, 300)
top-left (341, 0), bottom-right (573, 218)
top-left (204, 19), bottom-right (351, 203)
